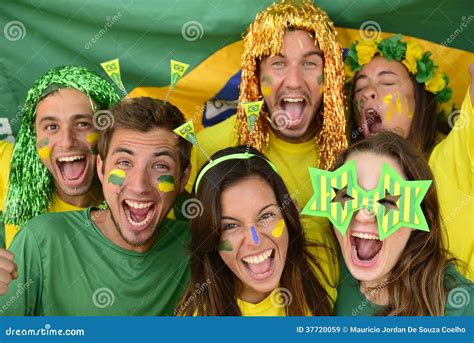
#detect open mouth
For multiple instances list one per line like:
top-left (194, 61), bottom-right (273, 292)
top-left (55, 154), bottom-right (88, 186)
top-left (241, 248), bottom-right (275, 280)
top-left (122, 199), bottom-right (156, 231)
top-left (350, 232), bottom-right (383, 267)
top-left (363, 108), bottom-right (383, 137)
top-left (278, 97), bottom-right (307, 128)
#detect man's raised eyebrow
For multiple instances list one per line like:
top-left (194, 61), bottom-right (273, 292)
top-left (153, 150), bottom-right (176, 161)
top-left (112, 147), bottom-right (134, 156)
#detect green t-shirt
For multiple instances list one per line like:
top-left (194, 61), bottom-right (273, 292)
top-left (0, 208), bottom-right (190, 316)
top-left (335, 259), bottom-right (474, 316)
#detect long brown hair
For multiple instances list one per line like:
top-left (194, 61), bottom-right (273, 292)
top-left (349, 61), bottom-right (441, 155)
top-left (335, 131), bottom-right (460, 315)
top-left (177, 146), bottom-right (334, 316)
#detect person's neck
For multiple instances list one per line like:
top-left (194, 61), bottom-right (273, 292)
top-left (56, 178), bottom-right (103, 208)
top-left (91, 208), bottom-right (158, 253)
top-left (359, 278), bottom-right (389, 306)
top-left (239, 287), bottom-right (271, 304)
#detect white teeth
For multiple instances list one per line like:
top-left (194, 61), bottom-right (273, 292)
top-left (283, 98), bottom-right (304, 103)
top-left (124, 200), bottom-right (154, 209)
top-left (125, 207), bottom-right (153, 226)
top-left (351, 232), bottom-right (380, 240)
top-left (242, 249), bottom-right (273, 264)
top-left (58, 155), bottom-right (85, 162)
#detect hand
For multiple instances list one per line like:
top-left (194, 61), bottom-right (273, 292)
top-left (0, 249), bottom-right (18, 295)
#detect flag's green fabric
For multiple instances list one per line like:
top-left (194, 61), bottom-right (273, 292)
top-left (0, 0), bottom-right (472, 140)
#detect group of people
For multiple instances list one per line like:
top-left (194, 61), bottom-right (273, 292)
top-left (0, 0), bottom-right (472, 316)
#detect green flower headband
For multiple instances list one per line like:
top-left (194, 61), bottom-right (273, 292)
top-left (344, 34), bottom-right (454, 117)
top-left (194, 153), bottom-right (279, 192)
top-left (4, 65), bottom-right (120, 227)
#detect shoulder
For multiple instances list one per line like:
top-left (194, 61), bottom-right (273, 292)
top-left (197, 115), bottom-right (238, 146)
top-left (444, 263), bottom-right (474, 316)
top-left (21, 209), bottom-right (89, 239)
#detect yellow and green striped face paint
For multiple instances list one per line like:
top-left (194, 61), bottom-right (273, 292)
top-left (218, 239), bottom-right (233, 252)
top-left (37, 138), bottom-right (51, 160)
top-left (86, 132), bottom-right (100, 155)
top-left (157, 175), bottom-right (175, 192)
top-left (302, 160), bottom-right (432, 240)
top-left (108, 169), bottom-right (125, 186)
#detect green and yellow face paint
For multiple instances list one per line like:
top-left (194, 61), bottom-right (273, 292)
top-left (108, 169), bottom-right (126, 186)
top-left (218, 239), bottom-right (233, 252)
top-left (157, 175), bottom-right (175, 192)
top-left (302, 160), bottom-right (432, 240)
top-left (86, 132), bottom-right (100, 155)
top-left (261, 75), bottom-right (273, 96)
top-left (37, 137), bottom-right (51, 161)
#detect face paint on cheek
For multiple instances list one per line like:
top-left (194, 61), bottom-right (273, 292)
top-left (157, 175), bottom-right (175, 192)
top-left (250, 225), bottom-right (259, 244)
top-left (271, 219), bottom-right (285, 238)
top-left (395, 92), bottom-right (402, 115)
top-left (317, 74), bottom-right (324, 86)
top-left (383, 94), bottom-right (394, 122)
top-left (86, 132), bottom-right (100, 155)
top-left (37, 138), bottom-right (51, 161)
top-left (218, 239), bottom-right (233, 252)
top-left (108, 169), bottom-right (126, 186)
top-left (404, 97), bottom-right (414, 118)
top-left (260, 75), bottom-right (273, 96)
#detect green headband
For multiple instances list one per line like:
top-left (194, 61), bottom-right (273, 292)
top-left (302, 160), bottom-right (432, 240)
top-left (194, 153), bottom-right (279, 192)
top-left (4, 65), bottom-right (120, 227)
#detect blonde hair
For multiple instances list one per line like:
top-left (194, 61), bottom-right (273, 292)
top-left (236, 0), bottom-right (347, 169)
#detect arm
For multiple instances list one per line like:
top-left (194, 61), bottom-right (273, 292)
top-left (0, 226), bottom-right (43, 316)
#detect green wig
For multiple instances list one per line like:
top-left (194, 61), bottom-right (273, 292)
top-left (4, 65), bottom-right (120, 227)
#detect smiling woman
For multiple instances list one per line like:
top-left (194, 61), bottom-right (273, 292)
top-left (329, 132), bottom-right (474, 316)
top-left (177, 146), bottom-right (335, 316)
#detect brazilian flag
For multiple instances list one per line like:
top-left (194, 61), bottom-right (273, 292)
top-left (0, 0), bottom-right (472, 141)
